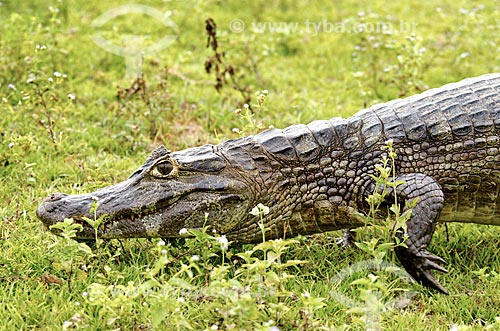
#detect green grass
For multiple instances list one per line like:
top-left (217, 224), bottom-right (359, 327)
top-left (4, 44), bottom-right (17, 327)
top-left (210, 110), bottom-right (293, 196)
top-left (1, 0), bottom-right (500, 330)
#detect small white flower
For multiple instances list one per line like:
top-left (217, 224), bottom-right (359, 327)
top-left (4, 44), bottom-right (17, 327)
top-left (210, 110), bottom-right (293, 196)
top-left (191, 255), bottom-right (200, 261)
top-left (179, 228), bottom-right (188, 235)
top-left (62, 321), bottom-right (72, 330)
top-left (157, 240), bottom-right (166, 246)
top-left (232, 128), bottom-right (240, 133)
top-left (53, 71), bottom-right (62, 77)
top-left (460, 52), bottom-right (470, 59)
top-left (216, 235), bottom-right (229, 251)
top-left (210, 325), bottom-right (219, 330)
top-left (70, 313), bottom-right (83, 323)
top-left (26, 73), bottom-right (36, 83)
top-left (264, 319), bottom-right (275, 326)
top-left (161, 249), bottom-right (167, 255)
top-left (250, 203), bottom-right (270, 216)
top-left (48, 77), bottom-right (53, 82)
top-left (8, 142), bottom-right (14, 148)
top-left (8, 84), bottom-right (15, 90)
top-left (262, 89), bottom-right (268, 94)
top-left (67, 93), bottom-right (75, 100)
top-left (81, 292), bottom-right (88, 297)
top-left (177, 297), bottom-right (186, 303)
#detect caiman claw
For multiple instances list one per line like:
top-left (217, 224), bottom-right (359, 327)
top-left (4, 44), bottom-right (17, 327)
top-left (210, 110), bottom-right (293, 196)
top-left (395, 229), bottom-right (449, 294)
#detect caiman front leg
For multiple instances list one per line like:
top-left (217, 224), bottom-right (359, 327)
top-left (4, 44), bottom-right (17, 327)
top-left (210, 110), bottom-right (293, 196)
top-left (383, 173), bottom-right (449, 294)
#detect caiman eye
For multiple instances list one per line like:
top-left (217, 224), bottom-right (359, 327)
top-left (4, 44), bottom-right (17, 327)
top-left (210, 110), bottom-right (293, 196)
top-left (150, 161), bottom-right (176, 178)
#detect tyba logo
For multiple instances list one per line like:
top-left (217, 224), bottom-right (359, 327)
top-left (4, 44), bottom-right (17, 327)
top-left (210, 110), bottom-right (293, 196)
top-left (90, 4), bottom-right (178, 78)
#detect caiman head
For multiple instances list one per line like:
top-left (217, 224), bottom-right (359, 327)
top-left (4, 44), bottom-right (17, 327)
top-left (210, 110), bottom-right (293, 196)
top-left (37, 144), bottom-right (255, 240)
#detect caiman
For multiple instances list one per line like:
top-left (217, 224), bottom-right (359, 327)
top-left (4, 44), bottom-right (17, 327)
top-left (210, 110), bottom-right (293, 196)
top-left (37, 73), bottom-right (500, 294)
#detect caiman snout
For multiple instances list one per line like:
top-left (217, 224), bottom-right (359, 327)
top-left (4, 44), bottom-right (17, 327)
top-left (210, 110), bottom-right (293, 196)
top-left (37, 192), bottom-right (96, 228)
top-left (37, 193), bottom-right (67, 219)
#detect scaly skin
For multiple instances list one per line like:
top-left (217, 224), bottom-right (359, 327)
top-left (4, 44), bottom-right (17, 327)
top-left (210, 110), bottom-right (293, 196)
top-left (37, 73), bottom-right (500, 294)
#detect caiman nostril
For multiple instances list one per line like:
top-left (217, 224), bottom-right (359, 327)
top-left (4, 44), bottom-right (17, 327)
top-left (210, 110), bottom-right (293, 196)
top-left (46, 193), bottom-right (68, 202)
